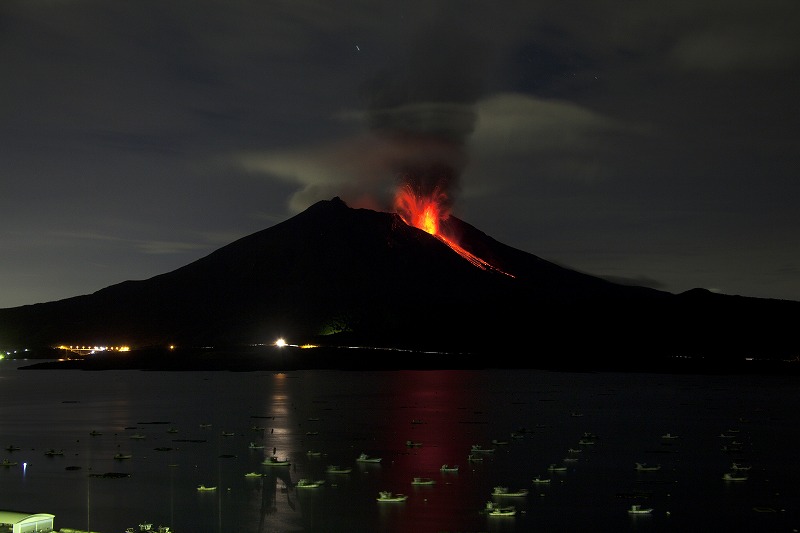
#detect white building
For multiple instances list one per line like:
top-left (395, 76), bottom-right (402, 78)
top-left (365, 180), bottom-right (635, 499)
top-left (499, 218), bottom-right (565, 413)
top-left (0, 511), bottom-right (55, 533)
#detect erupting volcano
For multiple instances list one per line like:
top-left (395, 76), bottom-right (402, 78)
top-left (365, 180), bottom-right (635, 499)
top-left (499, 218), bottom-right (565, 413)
top-left (393, 183), bottom-right (514, 277)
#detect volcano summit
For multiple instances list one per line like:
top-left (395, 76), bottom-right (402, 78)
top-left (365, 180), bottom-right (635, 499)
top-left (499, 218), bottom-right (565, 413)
top-left (2, 197), bottom-right (798, 372)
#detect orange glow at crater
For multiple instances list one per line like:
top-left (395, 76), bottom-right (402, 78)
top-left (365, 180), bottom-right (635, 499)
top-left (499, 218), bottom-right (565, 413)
top-left (393, 184), bottom-right (514, 277)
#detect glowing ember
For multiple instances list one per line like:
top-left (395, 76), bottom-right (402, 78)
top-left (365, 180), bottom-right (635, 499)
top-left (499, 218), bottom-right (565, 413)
top-left (393, 184), bottom-right (514, 277)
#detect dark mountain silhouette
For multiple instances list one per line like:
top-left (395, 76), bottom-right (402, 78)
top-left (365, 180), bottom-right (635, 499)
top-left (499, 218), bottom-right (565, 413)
top-left (2, 197), bottom-right (798, 371)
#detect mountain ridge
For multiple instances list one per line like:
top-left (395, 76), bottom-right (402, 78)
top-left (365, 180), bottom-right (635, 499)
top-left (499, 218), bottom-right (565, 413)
top-left (2, 197), bottom-right (798, 370)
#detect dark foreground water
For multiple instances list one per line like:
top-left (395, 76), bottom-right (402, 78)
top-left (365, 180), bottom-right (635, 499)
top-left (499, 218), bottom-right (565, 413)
top-left (1, 360), bottom-right (798, 533)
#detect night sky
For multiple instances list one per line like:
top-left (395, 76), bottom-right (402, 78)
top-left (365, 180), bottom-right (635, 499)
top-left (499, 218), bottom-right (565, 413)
top-left (2, 1), bottom-right (799, 308)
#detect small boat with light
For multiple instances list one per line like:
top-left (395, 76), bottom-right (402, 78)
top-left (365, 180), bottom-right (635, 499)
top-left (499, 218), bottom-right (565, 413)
top-left (492, 486), bottom-right (529, 497)
top-left (411, 477), bottom-right (435, 485)
top-left (406, 440), bottom-right (422, 447)
top-left (731, 462), bottom-right (752, 470)
top-left (1, 459), bottom-right (18, 467)
top-left (356, 453), bottom-right (382, 463)
top-left (661, 433), bottom-right (679, 439)
top-left (197, 484), bottom-right (217, 491)
top-left (440, 464), bottom-right (459, 473)
top-left (326, 465), bottom-right (352, 474)
top-left (485, 501), bottom-right (516, 516)
top-left (296, 478), bottom-right (325, 488)
top-left (377, 491), bottom-right (408, 502)
top-left (635, 462), bottom-right (661, 471)
top-left (4, 445), bottom-right (20, 452)
top-left (532, 476), bottom-right (551, 484)
top-left (628, 504), bottom-right (653, 515)
top-left (44, 448), bottom-right (64, 456)
top-left (263, 456), bottom-right (290, 466)
top-left (244, 472), bottom-right (263, 478)
top-left (248, 442), bottom-right (264, 449)
top-left (547, 464), bottom-right (567, 472)
top-left (114, 453), bottom-right (133, 460)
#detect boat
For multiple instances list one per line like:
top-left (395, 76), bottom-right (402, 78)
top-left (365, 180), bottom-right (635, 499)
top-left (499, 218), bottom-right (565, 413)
top-left (532, 476), bottom-right (551, 484)
top-left (221, 431), bottom-right (235, 437)
top-left (44, 449), bottom-right (64, 456)
top-left (440, 464), bottom-right (459, 473)
top-left (248, 442), bottom-right (264, 449)
top-left (129, 434), bottom-right (146, 440)
top-left (244, 472), bottom-right (263, 478)
top-left (492, 486), bottom-right (529, 497)
top-left (470, 444), bottom-right (495, 453)
top-left (411, 477), bottom-right (435, 485)
top-left (377, 491), bottom-right (408, 502)
top-left (628, 504), bottom-right (653, 514)
top-left (306, 450), bottom-right (322, 456)
top-left (167, 427), bottom-right (179, 434)
top-left (467, 454), bottom-right (483, 462)
top-left (262, 456), bottom-right (290, 466)
top-left (114, 453), bottom-right (133, 460)
top-left (661, 433), bottom-right (679, 439)
top-left (4, 445), bottom-right (20, 452)
top-left (491, 439), bottom-right (509, 445)
top-left (356, 453), bottom-right (382, 463)
top-left (722, 472), bottom-right (748, 481)
top-left (635, 462), bottom-right (661, 471)
top-left (89, 430), bottom-right (102, 436)
top-left (406, 440), bottom-right (422, 447)
top-left (326, 465), bottom-right (352, 474)
top-left (1, 459), bottom-right (18, 467)
top-left (197, 484), bottom-right (217, 491)
top-left (124, 523), bottom-right (171, 533)
top-left (296, 478), bottom-right (325, 488)
top-left (547, 464), bottom-right (567, 472)
top-left (485, 501), bottom-right (516, 516)
top-left (731, 462), bottom-right (752, 471)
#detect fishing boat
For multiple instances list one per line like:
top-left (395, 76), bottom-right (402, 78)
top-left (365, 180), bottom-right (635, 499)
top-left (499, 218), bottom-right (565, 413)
top-left (356, 452), bottom-right (382, 463)
top-left (197, 484), bottom-right (217, 491)
top-left (492, 486), bottom-right (529, 497)
top-left (326, 465), bottom-right (352, 474)
top-left (628, 504), bottom-right (653, 514)
top-left (1, 459), bottom-right (18, 467)
top-left (4, 445), bottom-right (21, 452)
top-left (635, 462), bottom-right (661, 471)
top-left (244, 472), bottom-right (263, 478)
top-left (406, 440), bottom-right (422, 447)
top-left (114, 453), bottom-right (133, 460)
top-left (248, 442), bottom-right (264, 449)
top-left (296, 478), bottom-right (325, 488)
top-left (44, 449), bottom-right (64, 456)
top-left (411, 477), bottom-right (435, 485)
top-left (731, 462), bottom-right (752, 471)
top-left (377, 491), bottom-right (408, 502)
top-left (532, 476), bottom-right (551, 484)
top-left (440, 464), bottom-right (459, 473)
top-left (262, 456), bottom-right (290, 466)
top-left (547, 464), bottom-right (567, 472)
top-left (485, 501), bottom-right (516, 516)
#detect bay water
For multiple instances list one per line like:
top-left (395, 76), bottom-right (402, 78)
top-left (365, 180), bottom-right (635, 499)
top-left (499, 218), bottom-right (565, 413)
top-left (1, 360), bottom-right (798, 532)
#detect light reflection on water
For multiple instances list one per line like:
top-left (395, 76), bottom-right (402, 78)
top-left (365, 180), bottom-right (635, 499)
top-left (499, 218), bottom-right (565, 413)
top-left (0, 361), bottom-right (798, 532)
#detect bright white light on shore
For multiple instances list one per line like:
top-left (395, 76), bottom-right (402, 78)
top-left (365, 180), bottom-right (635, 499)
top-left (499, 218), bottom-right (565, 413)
top-left (275, 338), bottom-right (287, 348)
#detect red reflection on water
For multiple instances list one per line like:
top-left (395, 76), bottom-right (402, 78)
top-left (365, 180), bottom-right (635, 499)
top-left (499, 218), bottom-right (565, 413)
top-left (374, 371), bottom-right (491, 532)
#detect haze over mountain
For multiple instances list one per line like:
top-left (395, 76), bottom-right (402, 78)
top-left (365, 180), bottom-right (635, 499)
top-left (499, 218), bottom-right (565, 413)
top-left (2, 197), bottom-right (798, 370)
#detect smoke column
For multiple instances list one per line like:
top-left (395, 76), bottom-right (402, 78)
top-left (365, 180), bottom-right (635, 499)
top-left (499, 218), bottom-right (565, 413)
top-left (362, 21), bottom-right (489, 215)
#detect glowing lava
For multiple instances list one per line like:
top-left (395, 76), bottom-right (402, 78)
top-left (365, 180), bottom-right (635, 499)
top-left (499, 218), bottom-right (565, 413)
top-left (393, 184), bottom-right (514, 277)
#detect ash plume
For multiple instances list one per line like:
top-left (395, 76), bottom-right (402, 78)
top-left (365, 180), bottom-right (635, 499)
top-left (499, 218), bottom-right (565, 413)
top-left (363, 24), bottom-right (489, 214)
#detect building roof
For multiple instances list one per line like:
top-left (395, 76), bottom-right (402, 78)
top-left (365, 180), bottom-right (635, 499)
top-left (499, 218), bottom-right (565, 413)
top-left (0, 511), bottom-right (55, 524)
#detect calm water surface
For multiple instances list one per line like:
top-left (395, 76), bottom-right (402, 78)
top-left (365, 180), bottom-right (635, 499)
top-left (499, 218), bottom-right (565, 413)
top-left (1, 360), bottom-right (798, 533)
